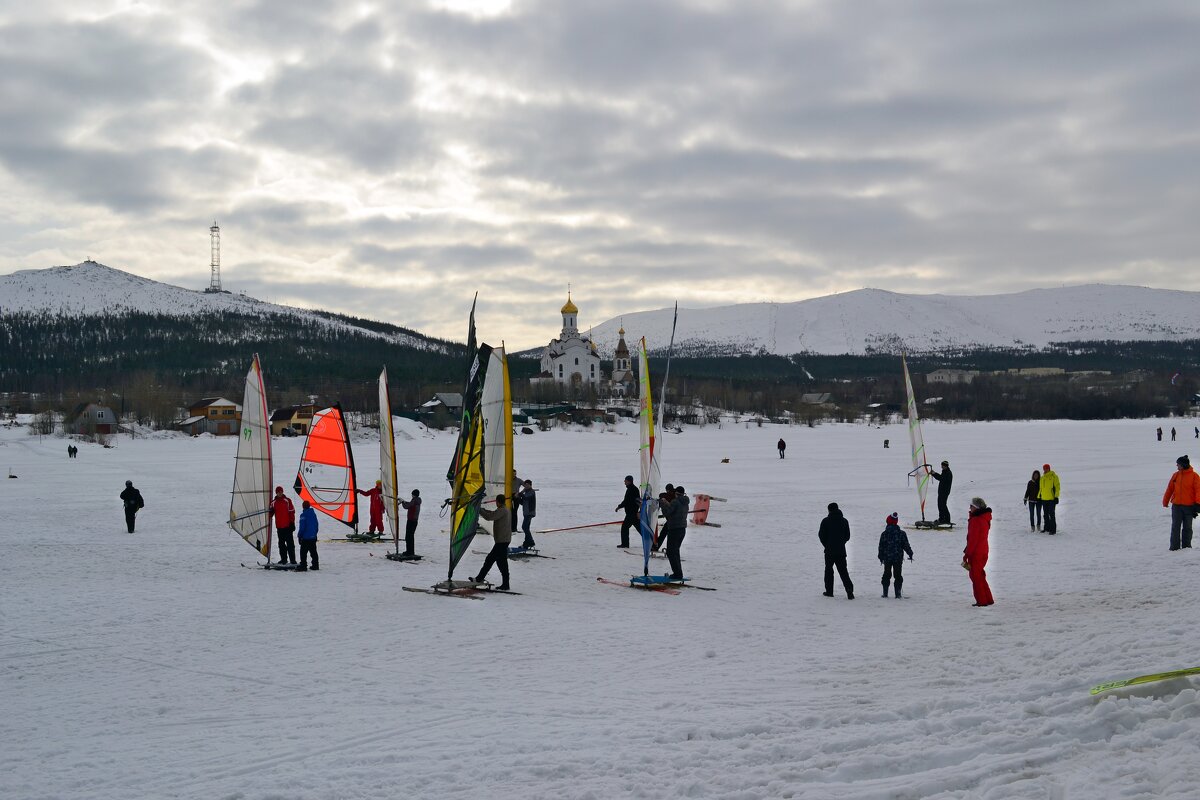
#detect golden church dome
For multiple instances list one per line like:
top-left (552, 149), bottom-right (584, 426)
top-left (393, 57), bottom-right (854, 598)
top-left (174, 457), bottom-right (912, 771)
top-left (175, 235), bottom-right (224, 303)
top-left (561, 293), bottom-right (578, 314)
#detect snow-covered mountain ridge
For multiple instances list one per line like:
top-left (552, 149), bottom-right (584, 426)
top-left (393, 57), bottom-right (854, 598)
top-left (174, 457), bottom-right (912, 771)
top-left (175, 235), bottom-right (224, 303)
top-left (0, 261), bottom-right (443, 351)
top-left (588, 285), bottom-right (1200, 356)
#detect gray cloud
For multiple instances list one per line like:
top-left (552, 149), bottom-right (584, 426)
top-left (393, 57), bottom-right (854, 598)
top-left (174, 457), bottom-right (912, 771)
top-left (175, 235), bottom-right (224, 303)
top-left (2, 0), bottom-right (1199, 348)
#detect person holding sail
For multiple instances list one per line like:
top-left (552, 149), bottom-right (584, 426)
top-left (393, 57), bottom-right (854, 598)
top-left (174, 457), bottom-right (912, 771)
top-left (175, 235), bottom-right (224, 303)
top-left (356, 480), bottom-right (385, 537)
top-left (929, 461), bottom-right (953, 525)
top-left (400, 489), bottom-right (421, 557)
top-left (474, 494), bottom-right (513, 590)
top-left (271, 486), bottom-right (297, 565)
top-left (658, 485), bottom-right (690, 580)
top-left (616, 475), bottom-right (640, 548)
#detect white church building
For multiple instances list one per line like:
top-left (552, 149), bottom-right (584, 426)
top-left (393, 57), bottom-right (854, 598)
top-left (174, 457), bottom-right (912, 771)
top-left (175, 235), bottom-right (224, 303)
top-left (539, 293), bottom-right (603, 392)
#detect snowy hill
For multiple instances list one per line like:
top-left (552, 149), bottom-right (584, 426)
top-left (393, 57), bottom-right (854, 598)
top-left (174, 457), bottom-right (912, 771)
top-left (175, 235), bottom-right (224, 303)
top-left (588, 285), bottom-right (1200, 356)
top-left (0, 261), bottom-right (442, 351)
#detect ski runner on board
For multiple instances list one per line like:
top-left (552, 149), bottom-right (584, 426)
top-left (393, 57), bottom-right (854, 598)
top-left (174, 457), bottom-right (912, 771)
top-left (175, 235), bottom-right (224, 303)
top-left (356, 480), bottom-right (385, 537)
top-left (400, 489), bottom-right (421, 557)
top-left (120, 480), bottom-right (144, 533)
top-left (474, 494), bottom-right (513, 590)
top-left (819, 502), bottom-right (854, 599)
top-left (878, 513), bottom-right (913, 598)
top-left (658, 485), bottom-right (690, 580)
top-left (271, 486), bottom-right (297, 565)
top-left (929, 461), bottom-right (953, 525)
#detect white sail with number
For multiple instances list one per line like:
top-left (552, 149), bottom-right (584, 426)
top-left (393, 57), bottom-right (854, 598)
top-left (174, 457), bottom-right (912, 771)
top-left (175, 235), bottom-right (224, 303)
top-left (229, 354), bottom-right (273, 556)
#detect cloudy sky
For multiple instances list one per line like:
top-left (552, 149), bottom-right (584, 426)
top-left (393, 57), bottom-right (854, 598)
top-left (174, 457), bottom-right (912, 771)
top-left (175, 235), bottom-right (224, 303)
top-left (1, 0), bottom-right (1198, 348)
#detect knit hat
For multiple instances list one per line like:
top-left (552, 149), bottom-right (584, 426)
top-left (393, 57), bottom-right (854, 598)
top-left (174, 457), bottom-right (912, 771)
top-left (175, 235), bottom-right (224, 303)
top-left (886, 512), bottom-right (899, 525)
top-left (1042, 463), bottom-right (1051, 472)
top-left (971, 496), bottom-right (987, 509)
top-left (1178, 455), bottom-right (1190, 468)
top-left (275, 486), bottom-right (284, 493)
top-left (828, 502), bottom-right (839, 512)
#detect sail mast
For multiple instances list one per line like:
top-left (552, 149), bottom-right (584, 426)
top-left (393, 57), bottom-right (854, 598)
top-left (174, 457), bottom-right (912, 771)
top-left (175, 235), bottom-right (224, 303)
top-left (378, 367), bottom-right (401, 554)
top-left (229, 353), bottom-right (273, 558)
top-left (903, 354), bottom-right (932, 522)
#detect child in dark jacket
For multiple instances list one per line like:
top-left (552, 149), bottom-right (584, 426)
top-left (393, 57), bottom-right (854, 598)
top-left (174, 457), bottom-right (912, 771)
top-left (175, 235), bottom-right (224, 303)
top-left (297, 500), bottom-right (319, 571)
top-left (878, 512), bottom-right (914, 598)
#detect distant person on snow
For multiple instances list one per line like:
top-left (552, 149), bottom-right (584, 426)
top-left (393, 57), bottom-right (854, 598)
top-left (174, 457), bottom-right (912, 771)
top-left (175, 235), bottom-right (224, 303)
top-left (399, 489), bottom-right (421, 556)
top-left (1023, 469), bottom-right (1042, 532)
top-left (930, 460), bottom-right (953, 525)
top-left (510, 470), bottom-right (522, 532)
top-left (356, 480), bottom-right (385, 536)
top-left (616, 475), bottom-right (640, 548)
top-left (1162, 455), bottom-right (1199, 551)
top-left (1039, 464), bottom-right (1061, 534)
top-left (658, 485), bottom-right (691, 580)
top-left (1172, 427), bottom-right (1177, 442)
top-left (963, 497), bottom-right (994, 607)
top-left (271, 486), bottom-right (297, 565)
top-left (878, 512), bottom-right (913, 598)
top-left (818, 502), bottom-right (854, 599)
top-left (1157, 426), bottom-right (1163, 441)
top-left (475, 494), bottom-right (513, 590)
top-left (516, 479), bottom-right (536, 549)
top-left (1194, 426), bottom-right (1198, 439)
top-left (296, 500), bottom-right (319, 571)
top-left (778, 438), bottom-right (786, 459)
top-left (119, 480), bottom-right (144, 533)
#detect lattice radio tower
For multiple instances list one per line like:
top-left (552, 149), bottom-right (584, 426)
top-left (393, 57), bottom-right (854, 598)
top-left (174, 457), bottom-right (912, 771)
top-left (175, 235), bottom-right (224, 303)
top-left (205, 221), bottom-right (223, 293)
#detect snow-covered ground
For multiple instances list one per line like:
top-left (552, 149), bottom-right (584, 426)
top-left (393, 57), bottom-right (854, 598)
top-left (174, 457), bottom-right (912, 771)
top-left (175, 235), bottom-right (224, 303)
top-left (3, 417), bottom-right (1199, 799)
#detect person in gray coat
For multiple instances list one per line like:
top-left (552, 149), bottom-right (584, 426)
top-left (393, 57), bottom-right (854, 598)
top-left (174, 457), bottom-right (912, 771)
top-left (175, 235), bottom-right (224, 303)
top-left (474, 495), bottom-right (513, 590)
top-left (658, 485), bottom-right (691, 579)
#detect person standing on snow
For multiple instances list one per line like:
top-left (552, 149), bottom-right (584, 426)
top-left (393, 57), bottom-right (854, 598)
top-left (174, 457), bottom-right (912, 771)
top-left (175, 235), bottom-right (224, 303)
top-left (929, 460), bottom-right (953, 525)
top-left (1162, 455), bottom-right (1199, 551)
top-left (963, 497), bottom-right (994, 607)
top-left (1157, 427), bottom-right (1163, 441)
top-left (658, 485), bottom-right (691, 580)
top-left (119, 480), bottom-right (144, 533)
top-left (616, 475), bottom-right (640, 548)
top-left (475, 494), bottom-right (513, 590)
top-left (516, 478), bottom-right (536, 549)
top-left (1023, 469), bottom-right (1042, 532)
top-left (777, 438), bottom-right (787, 459)
top-left (1172, 427), bottom-right (1177, 442)
top-left (356, 480), bottom-right (385, 537)
top-left (818, 502), bottom-right (854, 599)
top-left (878, 512), bottom-right (913, 598)
top-left (399, 489), bottom-right (421, 557)
top-left (1039, 464), bottom-right (1061, 534)
top-left (296, 500), bottom-right (319, 571)
top-left (271, 486), bottom-right (297, 565)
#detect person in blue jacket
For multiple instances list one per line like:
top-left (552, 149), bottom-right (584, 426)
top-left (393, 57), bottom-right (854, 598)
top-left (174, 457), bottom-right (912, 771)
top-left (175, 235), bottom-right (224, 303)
top-left (878, 512), bottom-right (913, 598)
top-left (297, 500), bottom-right (319, 571)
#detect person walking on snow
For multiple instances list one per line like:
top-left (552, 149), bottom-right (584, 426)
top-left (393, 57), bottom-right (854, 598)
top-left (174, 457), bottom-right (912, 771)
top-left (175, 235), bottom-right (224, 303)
top-left (475, 494), bottom-right (513, 590)
top-left (1023, 469), bottom-right (1042, 531)
top-left (778, 438), bottom-right (786, 459)
top-left (356, 480), bottom-right (385, 536)
top-left (930, 460), bottom-right (953, 525)
top-left (1172, 427), bottom-right (1177, 442)
top-left (878, 513), bottom-right (913, 598)
top-left (963, 497), bottom-right (994, 607)
top-left (516, 479), bottom-right (536, 549)
top-left (296, 500), bottom-right (319, 571)
top-left (271, 486), bottom-right (297, 564)
top-left (658, 485), bottom-right (691, 580)
top-left (1162, 455), bottom-right (1199, 551)
top-left (119, 480), bottom-right (144, 533)
top-left (1039, 464), bottom-right (1061, 534)
top-left (399, 489), bottom-right (421, 556)
top-left (616, 475), bottom-right (640, 548)
top-left (1157, 426), bottom-right (1163, 441)
top-left (819, 502), bottom-right (854, 599)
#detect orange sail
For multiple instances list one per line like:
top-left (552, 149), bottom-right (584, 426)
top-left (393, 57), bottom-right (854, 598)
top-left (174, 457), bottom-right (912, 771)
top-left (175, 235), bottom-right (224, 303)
top-left (293, 404), bottom-right (359, 529)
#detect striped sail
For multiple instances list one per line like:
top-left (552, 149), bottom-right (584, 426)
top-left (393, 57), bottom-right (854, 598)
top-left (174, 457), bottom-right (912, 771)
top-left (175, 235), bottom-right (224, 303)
top-left (229, 354), bottom-right (273, 557)
top-left (294, 405), bottom-right (359, 529)
top-left (447, 343), bottom-right (492, 579)
top-left (903, 354), bottom-right (931, 521)
top-left (638, 337), bottom-right (660, 574)
top-left (378, 367), bottom-right (401, 549)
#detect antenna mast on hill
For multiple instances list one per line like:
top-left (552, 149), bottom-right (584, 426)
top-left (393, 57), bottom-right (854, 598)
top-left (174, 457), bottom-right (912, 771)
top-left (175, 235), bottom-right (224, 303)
top-left (205, 221), bottom-right (222, 293)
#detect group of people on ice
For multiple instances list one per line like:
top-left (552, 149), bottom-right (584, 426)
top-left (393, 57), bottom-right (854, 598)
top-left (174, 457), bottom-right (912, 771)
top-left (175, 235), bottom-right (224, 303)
top-left (1022, 465), bottom-right (1061, 533)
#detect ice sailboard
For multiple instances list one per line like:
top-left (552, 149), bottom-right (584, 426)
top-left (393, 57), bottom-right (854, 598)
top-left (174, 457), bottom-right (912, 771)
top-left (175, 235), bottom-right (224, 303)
top-left (378, 368), bottom-right (418, 561)
top-left (635, 302), bottom-right (679, 579)
top-left (294, 404), bottom-right (360, 534)
top-left (228, 354), bottom-right (285, 567)
top-left (902, 354), bottom-right (944, 529)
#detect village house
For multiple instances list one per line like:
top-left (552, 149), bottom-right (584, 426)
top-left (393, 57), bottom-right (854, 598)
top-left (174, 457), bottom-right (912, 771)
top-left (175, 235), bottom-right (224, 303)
top-left (178, 397), bottom-right (242, 436)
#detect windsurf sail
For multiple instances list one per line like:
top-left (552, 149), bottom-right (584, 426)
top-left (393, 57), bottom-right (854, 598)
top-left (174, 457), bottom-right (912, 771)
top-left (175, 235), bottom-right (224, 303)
top-left (481, 345), bottom-right (513, 503)
top-left (447, 344), bottom-right (492, 579)
top-left (379, 367), bottom-right (401, 553)
top-left (229, 354), bottom-right (273, 557)
top-left (903, 354), bottom-right (932, 522)
top-left (293, 404), bottom-right (359, 530)
top-left (637, 336), bottom-right (660, 575)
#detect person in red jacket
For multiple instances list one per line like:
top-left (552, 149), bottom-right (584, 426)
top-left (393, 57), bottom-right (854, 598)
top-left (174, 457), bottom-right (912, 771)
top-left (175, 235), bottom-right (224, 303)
top-left (963, 497), bottom-right (994, 607)
top-left (357, 480), bottom-right (385, 536)
top-left (1162, 454), bottom-right (1199, 550)
top-left (271, 486), bottom-right (297, 565)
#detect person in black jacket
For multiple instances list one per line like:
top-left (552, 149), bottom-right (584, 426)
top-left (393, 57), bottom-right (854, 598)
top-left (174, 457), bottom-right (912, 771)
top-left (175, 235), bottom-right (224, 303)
top-left (930, 461), bottom-right (953, 525)
top-left (119, 480), bottom-right (144, 533)
top-left (615, 475), bottom-right (640, 548)
top-left (658, 485), bottom-right (690, 579)
top-left (516, 479), bottom-right (536, 548)
top-left (818, 502), bottom-right (854, 599)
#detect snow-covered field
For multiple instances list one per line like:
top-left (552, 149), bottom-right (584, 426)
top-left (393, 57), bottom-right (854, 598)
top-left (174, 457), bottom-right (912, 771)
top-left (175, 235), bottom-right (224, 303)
top-left (3, 417), bottom-right (1199, 799)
